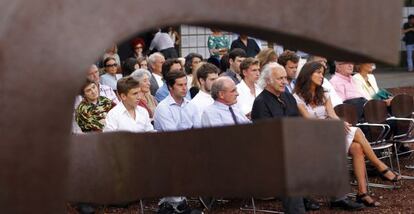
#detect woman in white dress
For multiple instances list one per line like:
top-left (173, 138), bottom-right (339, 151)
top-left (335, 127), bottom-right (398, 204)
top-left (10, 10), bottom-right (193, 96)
top-left (293, 61), bottom-right (401, 207)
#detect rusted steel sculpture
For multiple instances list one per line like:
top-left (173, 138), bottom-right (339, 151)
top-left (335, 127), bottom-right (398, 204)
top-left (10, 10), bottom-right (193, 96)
top-left (0, 0), bottom-right (402, 213)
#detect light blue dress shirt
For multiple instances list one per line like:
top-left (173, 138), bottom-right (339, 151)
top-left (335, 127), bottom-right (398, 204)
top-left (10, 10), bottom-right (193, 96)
top-left (155, 83), bottom-right (191, 102)
top-left (154, 94), bottom-right (201, 131)
top-left (201, 101), bottom-right (250, 127)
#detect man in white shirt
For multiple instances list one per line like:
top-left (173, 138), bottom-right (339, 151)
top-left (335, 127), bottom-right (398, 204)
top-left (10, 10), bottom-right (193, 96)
top-left (189, 63), bottom-right (219, 121)
top-left (202, 76), bottom-right (250, 127)
top-left (148, 52), bottom-right (165, 95)
top-left (104, 76), bottom-right (154, 132)
top-left (154, 69), bottom-right (200, 131)
top-left (236, 58), bottom-right (262, 118)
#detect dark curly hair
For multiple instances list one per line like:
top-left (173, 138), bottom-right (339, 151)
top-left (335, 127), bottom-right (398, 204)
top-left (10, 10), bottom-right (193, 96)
top-left (293, 61), bottom-right (326, 106)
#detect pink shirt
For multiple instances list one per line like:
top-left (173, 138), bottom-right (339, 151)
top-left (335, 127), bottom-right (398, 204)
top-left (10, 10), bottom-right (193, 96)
top-left (329, 72), bottom-right (364, 101)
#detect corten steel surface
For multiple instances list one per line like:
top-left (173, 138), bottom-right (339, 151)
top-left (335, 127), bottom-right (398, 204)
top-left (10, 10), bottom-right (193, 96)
top-left (67, 119), bottom-right (348, 203)
top-left (0, 0), bottom-right (402, 213)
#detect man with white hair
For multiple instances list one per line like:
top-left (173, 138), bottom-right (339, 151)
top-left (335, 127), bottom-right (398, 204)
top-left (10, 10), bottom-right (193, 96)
top-left (252, 63), bottom-right (363, 212)
top-left (251, 62), bottom-right (309, 213)
top-left (147, 52), bottom-right (165, 95)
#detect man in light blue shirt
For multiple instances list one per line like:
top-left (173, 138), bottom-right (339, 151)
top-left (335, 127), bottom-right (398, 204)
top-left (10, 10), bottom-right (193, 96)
top-left (155, 58), bottom-right (191, 102)
top-left (154, 69), bottom-right (200, 131)
top-left (202, 76), bottom-right (250, 127)
top-left (153, 69), bottom-right (200, 210)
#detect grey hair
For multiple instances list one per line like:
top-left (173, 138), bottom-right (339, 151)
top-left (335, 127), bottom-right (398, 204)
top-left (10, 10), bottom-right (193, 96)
top-left (258, 62), bottom-right (285, 88)
top-left (148, 52), bottom-right (164, 66)
top-left (90, 64), bottom-right (98, 70)
top-left (130, 69), bottom-right (151, 83)
top-left (210, 76), bottom-right (232, 100)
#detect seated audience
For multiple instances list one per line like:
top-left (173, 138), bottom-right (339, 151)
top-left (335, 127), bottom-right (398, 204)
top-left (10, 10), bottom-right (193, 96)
top-left (307, 56), bottom-right (342, 107)
top-left (255, 48), bottom-right (278, 68)
top-left (148, 52), bottom-right (166, 95)
top-left (236, 58), bottom-right (262, 118)
top-left (104, 76), bottom-right (154, 132)
top-left (330, 61), bottom-right (367, 119)
top-left (293, 61), bottom-right (402, 207)
top-left (137, 56), bottom-right (148, 70)
top-left (155, 58), bottom-right (191, 102)
top-left (75, 80), bottom-right (116, 132)
top-left (251, 62), bottom-right (318, 213)
top-left (122, 57), bottom-right (139, 77)
top-left (201, 77), bottom-right (249, 127)
top-left (189, 63), bottom-right (219, 121)
top-left (353, 63), bottom-right (393, 105)
top-left (100, 57), bottom-right (121, 91)
top-left (130, 69), bottom-right (158, 120)
top-left (221, 48), bottom-right (247, 84)
top-left (278, 50), bottom-right (299, 93)
top-left (130, 37), bottom-right (146, 59)
top-left (184, 53), bottom-right (203, 97)
top-left (154, 69), bottom-right (200, 131)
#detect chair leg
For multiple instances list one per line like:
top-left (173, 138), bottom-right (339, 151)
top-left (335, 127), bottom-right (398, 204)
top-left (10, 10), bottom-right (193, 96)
top-left (239, 197), bottom-right (284, 214)
top-left (393, 143), bottom-right (414, 180)
top-left (140, 200), bottom-right (144, 214)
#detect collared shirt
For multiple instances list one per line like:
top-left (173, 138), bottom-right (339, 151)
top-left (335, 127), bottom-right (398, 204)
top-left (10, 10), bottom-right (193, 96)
top-left (155, 83), bottom-right (191, 103)
top-left (153, 73), bottom-right (164, 89)
top-left (285, 79), bottom-right (296, 94)
top-left (236, 80), bottom-right (263, 115)
top-left (322, 78), bottom-right (343, 107)
top-left (100, 73), bottom-right (119, 91)
top-left (251, 89), bottom-right (300, 120)
top-left (221, 69), bottom-right (240, 84)
top-left (201, 101), bottom-right (250, 127)
top-left (329, 72), bottom-right (364, 101)
top-left (189, 90), bottom-right (214, 121)
top-left (99, 84), bottom-right (119, 104)
top-left (352, 73), bottom-right (379, 100)
top-left (103, 102), bottom-right (154, 133)
top-left (153, 94), bottom-right (200, 131)
top-left (75, 96), bottom-right (116, 132)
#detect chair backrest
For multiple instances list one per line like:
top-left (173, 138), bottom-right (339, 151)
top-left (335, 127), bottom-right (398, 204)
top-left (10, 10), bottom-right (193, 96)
top-left (391, 94), bottom-right (414, 118)
top-left (334, 104), bottom-right (358, 126)
top-left (363, 100), bottom-right (388, 124)
top-left (343, 97), bottom-right (367, 122)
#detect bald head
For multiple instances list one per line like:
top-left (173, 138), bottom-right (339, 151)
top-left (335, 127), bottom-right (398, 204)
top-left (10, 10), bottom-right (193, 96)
top-left (211, 77), bottom-right (238, 105)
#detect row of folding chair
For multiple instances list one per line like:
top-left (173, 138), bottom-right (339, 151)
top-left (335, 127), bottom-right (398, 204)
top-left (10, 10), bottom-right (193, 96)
top-left (335, 94), bottom-right (414, 190)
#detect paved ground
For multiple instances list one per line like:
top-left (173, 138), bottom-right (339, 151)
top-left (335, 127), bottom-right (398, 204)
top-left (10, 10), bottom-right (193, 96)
top-left (368, 66), bottom-right (414, 89)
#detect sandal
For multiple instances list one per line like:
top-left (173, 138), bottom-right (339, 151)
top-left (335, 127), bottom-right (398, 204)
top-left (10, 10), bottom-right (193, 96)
top-left (380, 168), bottom-right (402, 182)
top-left (356, 193), bottom-right (380, 207)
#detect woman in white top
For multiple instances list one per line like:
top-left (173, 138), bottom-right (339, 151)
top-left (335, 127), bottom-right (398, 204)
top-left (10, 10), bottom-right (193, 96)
top-left (353, 63), bottom-right (392, 105)
top-left (236, 58), bottom-right (262, 119)
top-left (293, 62), bottom-right (401, 207)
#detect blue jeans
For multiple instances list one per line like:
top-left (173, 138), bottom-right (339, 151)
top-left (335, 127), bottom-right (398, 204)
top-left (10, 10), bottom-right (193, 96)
top-left (406, 44), bottom-right (414, 71)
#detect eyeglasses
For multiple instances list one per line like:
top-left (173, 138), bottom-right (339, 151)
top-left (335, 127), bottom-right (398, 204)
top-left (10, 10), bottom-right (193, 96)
top-left (105, 63), bottom-right (118, 67)
top-left (135, 46), bottom-right (143, 49)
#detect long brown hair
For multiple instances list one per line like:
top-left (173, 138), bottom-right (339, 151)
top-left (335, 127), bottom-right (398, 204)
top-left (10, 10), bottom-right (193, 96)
top-left (293, 61), bottom-right (326, 106)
